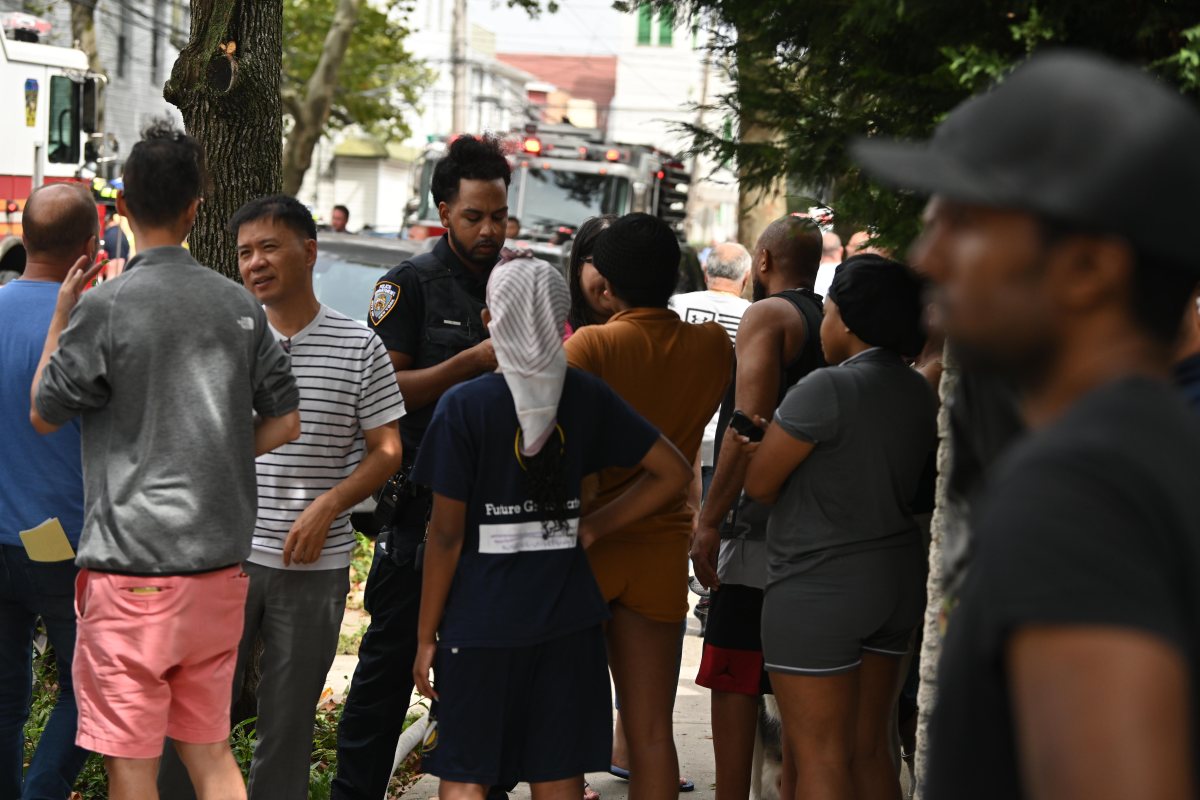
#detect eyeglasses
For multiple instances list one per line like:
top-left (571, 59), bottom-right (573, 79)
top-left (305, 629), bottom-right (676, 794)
top-left (280, 338), bottom-right (292, 353)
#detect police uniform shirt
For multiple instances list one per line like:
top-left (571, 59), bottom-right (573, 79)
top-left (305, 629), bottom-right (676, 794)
top-left (368, 235), bottom-right (489, 358)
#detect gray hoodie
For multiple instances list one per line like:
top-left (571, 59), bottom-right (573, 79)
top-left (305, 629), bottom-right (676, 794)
top-left (36, 246), bottom-right (300, 574)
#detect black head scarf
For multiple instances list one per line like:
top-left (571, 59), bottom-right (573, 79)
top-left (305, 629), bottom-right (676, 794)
top-left (828, 254), bottom-right (928, 358)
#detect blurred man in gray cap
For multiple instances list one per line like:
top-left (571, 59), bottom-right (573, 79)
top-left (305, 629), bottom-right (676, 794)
top-left (855, 50), bottom-right (1200, 800)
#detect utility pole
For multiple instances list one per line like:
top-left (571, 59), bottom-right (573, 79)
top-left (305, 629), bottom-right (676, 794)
top-left (451, 0), bottom-right (468, 134)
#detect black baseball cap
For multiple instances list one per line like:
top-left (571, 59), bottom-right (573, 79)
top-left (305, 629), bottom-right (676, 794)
top-left (851, 50), bottom-right (1200, 268)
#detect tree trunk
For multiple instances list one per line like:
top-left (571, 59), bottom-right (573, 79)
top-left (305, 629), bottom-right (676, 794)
top-left (735, 125), bottom-right (787, 255)
top-left (913, 343), bottom-right (957, 798)
top-left (165, 0), bottom-right (283, 280)
top-left (69, 2), bottom-right (103, 74)
top-left (281, 0), bottom-right (364, 196)
top-left (70, 1), bottom-right (106, 148)
top-left (734, 35), bottom-right (786, 253)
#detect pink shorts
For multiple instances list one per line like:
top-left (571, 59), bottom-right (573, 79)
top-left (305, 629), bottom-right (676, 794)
top-left (72, 566), bottom-right (250, 758)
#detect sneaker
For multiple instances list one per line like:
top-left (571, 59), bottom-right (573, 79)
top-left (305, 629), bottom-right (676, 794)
top-left (692, 595), bottom-right (710, 635)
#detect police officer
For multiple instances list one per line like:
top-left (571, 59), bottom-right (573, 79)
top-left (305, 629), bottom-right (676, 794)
top-left (332, 135), bottom-right (510, 800)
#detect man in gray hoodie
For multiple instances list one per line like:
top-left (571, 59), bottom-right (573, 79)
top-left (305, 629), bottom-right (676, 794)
top-left (30, 120), bottom-right (301, 800)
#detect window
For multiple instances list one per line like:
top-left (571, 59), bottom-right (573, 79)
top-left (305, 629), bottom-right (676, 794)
top-left (117, 5), bottom-right (130, 79)
top-left (636, 4), bottom-right (653, 46)
top-left (47, 76), bottom-right (81, 164)
top-left (511, 169), bottom-right (632, 229)
top-left (152, 0), bottom-right (164, 83)
top-left (658, 6), bottom-right (674, 46)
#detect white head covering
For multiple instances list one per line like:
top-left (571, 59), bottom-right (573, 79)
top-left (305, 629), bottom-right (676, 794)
top-left (486, 251), bottom-right (570, 456)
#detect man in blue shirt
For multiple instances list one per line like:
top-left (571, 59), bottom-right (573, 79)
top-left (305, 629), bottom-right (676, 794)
top-left (0, 183), bottom-right (97, 799)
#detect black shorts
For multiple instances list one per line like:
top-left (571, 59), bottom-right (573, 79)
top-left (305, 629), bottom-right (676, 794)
top-left (696, 583), bottom-right (772, 696)
top-left (424, 625), bottom-right (612, 786)
top-left (762, 538), bottom-right (926, 676)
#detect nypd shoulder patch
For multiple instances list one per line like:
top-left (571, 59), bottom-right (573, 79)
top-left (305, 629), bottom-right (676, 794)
top-left (369, 281), bottom-right (401, 325)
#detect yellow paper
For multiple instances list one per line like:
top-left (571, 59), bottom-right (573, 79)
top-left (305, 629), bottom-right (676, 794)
top-left (19, 518), bottom-right (76, 563)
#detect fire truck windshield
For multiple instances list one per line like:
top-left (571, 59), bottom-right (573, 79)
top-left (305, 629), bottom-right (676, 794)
top-left (512, 168), bottom-right (630, 232)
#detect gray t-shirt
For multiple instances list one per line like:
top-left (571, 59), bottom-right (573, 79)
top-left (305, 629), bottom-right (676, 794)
top-left (35, 246), bottom-right (300, 574)
top-left (767, 348), bottom-right (937, 587)
top-left (717, 537), bottom-right (768, 589)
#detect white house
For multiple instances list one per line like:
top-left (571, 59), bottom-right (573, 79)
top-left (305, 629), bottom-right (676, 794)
top-left (404, 0), bottom-right (535, 142)
top-left (607, 6), bottom-right (737, 245)
top-left (297, 136), bottom-right (422, 234)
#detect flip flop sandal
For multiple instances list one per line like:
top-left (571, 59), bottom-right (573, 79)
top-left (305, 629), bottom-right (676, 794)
top-left (609, 766), bottom-right (695, 793)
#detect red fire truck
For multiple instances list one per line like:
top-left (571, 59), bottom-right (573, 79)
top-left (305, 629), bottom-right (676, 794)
top-left (404, 124), bottom-right (694, 274)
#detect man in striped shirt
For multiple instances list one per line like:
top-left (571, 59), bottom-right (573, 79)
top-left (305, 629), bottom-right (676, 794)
top-left (206, 195), bottom-right (403, 797)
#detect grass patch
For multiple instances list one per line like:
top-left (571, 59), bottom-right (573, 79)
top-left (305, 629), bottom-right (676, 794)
top-left (346, 531), bottom-right (374, 611)
top-left (337, 622), bottom-right (369, 656)
top-left (24, 627), bottom-right (423, 798)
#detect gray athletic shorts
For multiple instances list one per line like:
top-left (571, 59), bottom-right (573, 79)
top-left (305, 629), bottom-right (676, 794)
top-left (762, 536), bottom-right (926, 676)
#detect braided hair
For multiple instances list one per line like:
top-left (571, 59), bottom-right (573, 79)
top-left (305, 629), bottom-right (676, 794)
top-left (519, 428), bottom-right (571, 538)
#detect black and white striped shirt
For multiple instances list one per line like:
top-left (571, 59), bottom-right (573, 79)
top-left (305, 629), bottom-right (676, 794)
top-left (248, 306), bottom-right (404, 570)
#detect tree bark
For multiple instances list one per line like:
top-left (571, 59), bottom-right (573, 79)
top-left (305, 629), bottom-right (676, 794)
top-left (69, 1), bottom-right (103, 74)
top-left (165, 0), bottom-right (283, 279)
top-left (736, 125), bottom-right (787, 255)
top-left (69, 0), bottom-right (106, 146)
top-left (913, 344), bottom-right (957, 798)
top-left (280, 0), bottom-right (364, 196)
top-left (734, 35), bottom-right (786, 253)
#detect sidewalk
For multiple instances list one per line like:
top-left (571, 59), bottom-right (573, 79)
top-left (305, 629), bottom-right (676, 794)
top-left (325, 602), bottom-right (716, 800)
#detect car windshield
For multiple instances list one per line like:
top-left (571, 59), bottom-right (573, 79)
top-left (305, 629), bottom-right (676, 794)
top-left (512, 168), bottom-right (630, 232)
top-left (313, 252), bottom-right (390, 325)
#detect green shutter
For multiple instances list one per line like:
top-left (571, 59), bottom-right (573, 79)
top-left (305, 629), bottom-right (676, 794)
top-left (659, 7), bottom-right (674, 46)
top-left (637, 5), bottom-right (653, 46)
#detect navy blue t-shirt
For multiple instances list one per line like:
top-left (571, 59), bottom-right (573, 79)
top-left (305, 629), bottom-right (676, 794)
top-left (412, 367), bottom-right (660, 647)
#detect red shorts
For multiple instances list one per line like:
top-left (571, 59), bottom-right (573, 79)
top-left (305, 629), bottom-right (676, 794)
top-left (695, 583), bottom-right (772, 696)
top-left (72, 566), bottom-right (249, 758)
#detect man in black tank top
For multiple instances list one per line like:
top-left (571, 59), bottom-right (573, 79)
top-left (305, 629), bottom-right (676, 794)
top-left (692, 215), bottom-right (826, 800)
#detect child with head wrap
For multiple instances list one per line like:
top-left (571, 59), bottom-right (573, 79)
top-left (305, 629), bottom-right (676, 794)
top-left (409, 255), bottom-right (691, 798)
top-left (740, 253), bottom-right (939, 800)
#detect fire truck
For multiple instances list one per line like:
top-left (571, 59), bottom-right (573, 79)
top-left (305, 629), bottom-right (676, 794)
top-left (0, 12), bottom-right (106, 280)
top-left (404, 124), bottom-right (697, 281)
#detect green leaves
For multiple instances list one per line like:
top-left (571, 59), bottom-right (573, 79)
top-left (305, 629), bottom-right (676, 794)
top-left (282, 0), bottom-right (432, 142)
top-left (640, 0), bottom-right (1200, 247)
top-left (1154, 24), bottom-right (1200, 93)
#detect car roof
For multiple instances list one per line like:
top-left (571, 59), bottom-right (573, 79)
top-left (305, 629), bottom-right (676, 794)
top-left (316, 232), bottom-right (419, 268)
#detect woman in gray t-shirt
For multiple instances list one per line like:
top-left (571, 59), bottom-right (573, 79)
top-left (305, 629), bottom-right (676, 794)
top-left (743, 254), bottom-right (937, 800)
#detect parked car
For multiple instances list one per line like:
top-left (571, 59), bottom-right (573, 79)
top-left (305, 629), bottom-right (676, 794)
top-left (313, 232), bottom-right (418, 534)
top-left (314, 231), bottom-right (419, 326)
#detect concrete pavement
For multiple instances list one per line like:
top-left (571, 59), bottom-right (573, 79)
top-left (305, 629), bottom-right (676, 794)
top-left (324, 601), bottom-right (717, 800)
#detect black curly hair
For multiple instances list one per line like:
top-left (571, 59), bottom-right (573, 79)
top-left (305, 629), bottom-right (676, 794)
top-left (122, 118), bottom-right (206, 228)
top-left (431, 135), bottom-right (512, 207)
top-left (567, 214), bottom-right (618, 331)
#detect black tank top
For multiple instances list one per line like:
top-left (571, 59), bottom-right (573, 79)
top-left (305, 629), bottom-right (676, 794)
top-left (712, 288), bottom-right (826, 541)
top-left (711, 288), bottom-right (825, 466)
